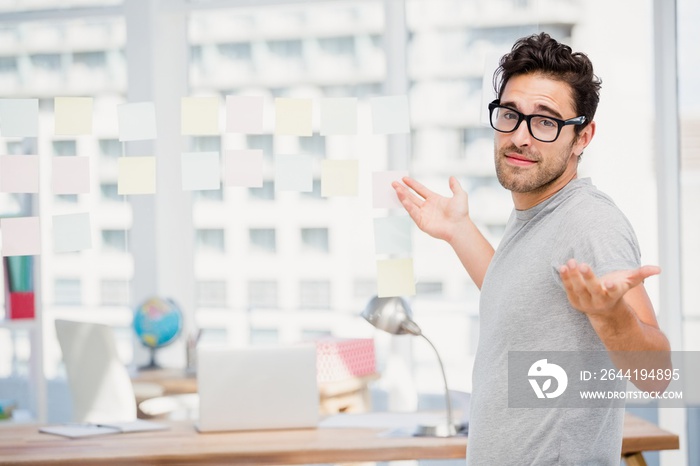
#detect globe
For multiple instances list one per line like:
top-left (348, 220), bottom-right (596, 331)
top-left (133, 297), bottom-right (183, 370)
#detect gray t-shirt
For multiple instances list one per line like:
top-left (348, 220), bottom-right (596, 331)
top-left (467, 178), bottom-right (641, 465)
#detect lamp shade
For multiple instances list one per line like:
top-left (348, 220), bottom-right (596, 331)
top-left (361, 296), bottom-right (421, 336)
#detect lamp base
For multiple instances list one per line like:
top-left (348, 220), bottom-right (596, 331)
top-left (413, 422), bottom-right (460, 437)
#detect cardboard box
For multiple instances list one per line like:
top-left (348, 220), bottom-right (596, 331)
top-left (315, 338), bottom-right (376, 383)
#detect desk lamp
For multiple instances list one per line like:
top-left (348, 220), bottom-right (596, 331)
top-left (362, 296), bottom-right (458, 437)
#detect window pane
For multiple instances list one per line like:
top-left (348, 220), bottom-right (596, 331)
top-left (52, 140), bottom-right (77, 156)
top-left (100, 279), bottom-right (129, 306)
top-left (248, 280), bottom-right (277, 309)
top-left (196, 280), bottom-right (228, 308)
top-left (99, 138), bottom-right (121, 158)
top-left (249, 228), bottom-right (276, 253)
top-left (250, 328), bottom-right (279, 345)
top-left (195, 229), bottom-right (225, 253)
top-left (249, 180), bottom-right (275, 200)
top-left (100, 183), bottom-right (120, 202)
top-left (54, 278), bottom-right (82, 306)
top-left (301, 227), bottom-right (329, 253)
top-left (415, 281), bottom-right (443, 295)
top-left (101, 229), bottom-right (127, 252)
top-left (300, 280), bottom-right (330, 310)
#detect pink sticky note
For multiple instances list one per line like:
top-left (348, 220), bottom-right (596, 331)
top-left (372, 171), bottom-right (409, 209)
top-left (1, 217), bottom-right (41, 256)
top-left (52, 156), bottom-right (90, 194)
top-left (226, 95), bottom-right (264, 134)
top-left (223, 149), bottom-right (263, 187)
top-left (0, 155), bottom-right (39, 193)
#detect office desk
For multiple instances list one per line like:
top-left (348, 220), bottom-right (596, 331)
top-left (132, 369), bottom-right (380, 414)
top-left (0, 413), bottom-right (678, 465)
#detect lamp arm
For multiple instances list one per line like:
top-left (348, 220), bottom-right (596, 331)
top-left (419, 333), bottom-right (455, 433)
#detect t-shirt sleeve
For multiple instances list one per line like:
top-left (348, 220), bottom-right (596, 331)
top-left (549, 196), bottom-right (641, 283)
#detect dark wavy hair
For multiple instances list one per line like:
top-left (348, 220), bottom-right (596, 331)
top-left (493, 32), bottom-right (601, 135)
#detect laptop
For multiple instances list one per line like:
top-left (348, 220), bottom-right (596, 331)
top-left (196, 344), bottom-right (319, 433)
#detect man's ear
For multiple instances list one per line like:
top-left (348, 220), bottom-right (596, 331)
top-left (574, 120), bottom-right (596, 156)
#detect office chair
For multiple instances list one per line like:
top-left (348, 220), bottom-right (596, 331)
top-left (55, 319), bottom-right (140, 423)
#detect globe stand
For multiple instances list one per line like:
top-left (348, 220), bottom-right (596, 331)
top-left (139, 347), bottom-right (162, 371)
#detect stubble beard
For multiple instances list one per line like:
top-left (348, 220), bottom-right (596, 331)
top-left (494, 142), bottom-right (573, 194)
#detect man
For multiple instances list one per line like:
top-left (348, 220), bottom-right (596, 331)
top-left (392, 32), bottom-right (670, 465)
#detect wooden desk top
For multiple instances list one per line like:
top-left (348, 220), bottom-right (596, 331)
top-left (0, 413), bottom-right (678, 466)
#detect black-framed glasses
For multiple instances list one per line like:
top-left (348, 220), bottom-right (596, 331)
top-left (488, 99), bottom-right (587, 143)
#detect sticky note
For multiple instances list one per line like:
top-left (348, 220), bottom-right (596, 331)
top-left (376, 258), bottom-right (415, 297)
top-left (1, 217), bottom-right (41, 256)
top-left (53, 213), bottom-right (92, 253)
top-left (118, 102), bottom-right (157, 141)
top-left (223, 149), bottom-right (263, 187)
top-left (0, 155), bottom-right (39, 193)
top-left (226, 95), bottom-right (264, 134)
top-left (372, 171), bottom-right (409, 209)
top-left (52, 156), bottom-right (90, 194)
top-left (181, 97), bottom-right (219, 135)
top-left (274, 155), bottom-right (312, 192)
top-left (274, 98), bottom-right (312, 136)
top-left (54, 97), bottom-right (93, 135)
top-left (370, 95), bottom-right (410, 134)
top-left (118, 157), bottom-right (156, 195)
top-left (320, 97), bottom-right (357, 135)
top-left (374, 216), bottom-right (412, 255)
top-left (321, 159), bottom-right (358, 197)
top-left (181, 152), bottom-right (221, 191)
top-left (0, 99), bottom-right (38, 137)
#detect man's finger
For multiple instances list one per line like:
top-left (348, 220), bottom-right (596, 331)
top-left (401, 176), bottom-right (434, 200)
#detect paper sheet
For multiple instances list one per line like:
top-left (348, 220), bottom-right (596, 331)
top-left (370, 95), bottom-right (410, 134)
top-left (1, 217), bottom-right (41, 257)
top-left (376, 258), bottom-right (415, 297)
top-left (118, 157), bottom-right (156, 195)
top-left (373, 216), bottom-right (412, 255)
top-left (181, 152), bottom-right (221, 191)
top-left (321, 159), bottom-right (358, 197)
top-left (54, 97), bottom-right (93, 135)
top-left (52, 156), bottom-right (90, 194)
top-left (274, 98), bottom-right (313, 136)
top-left (118, 101), bottom-right (157, 141)
top-left (223, 149), bottom-right (263, 187)
top-left (0, 99), bottom-right (38, 137)
top-left (52, 213), bottom-right (92, 253)
top-left (372, 171), bottom-right (409, 209)
top-left (274, 155), bottom-right (313, 192)
top-left (226, 95), bottom-right (264, 134)
top-left (320, 97), bottom-right (358, 135)
top-left (181, 97), bottom-right (220, 135)
top-left (0, 155), bottom-right (39, 193)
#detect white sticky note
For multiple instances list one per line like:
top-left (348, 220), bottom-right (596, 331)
top-left (223, 149), bottom-right (263, 187)
top-left (52, 156), bottom-right (90, 194)
top-left (0, 155), bottom-right (39, 193)
top-left (320, 97), bottom-right (358, 135)
top-left (118, 102), bottom-right (157, 141)
top-left (372, 171), bottom-right (409, 209)
top-left (53, 212), bottom-right (92, 253)
top-left (118, 157), bottom-right (156, 195)
top-left (376, 258), bottom-right (416, 298)
top-left (274, 98), bottom-right (312, 136)
top-left (370, 95), bottom-right (410, 134)
top-left (274, 155), bottom-right (313, 192)
top-left (54, 97), bottom-right (93, 135)
top-left (374, 216), bottom-right (412, 255)
top-left (1, 217), bottom-right (41, 256)
top-left (226, 95), bottom-right (264, 134)
top-left (181, 97), bottom-right (219, 135)
top-left (321, 159), bottom-right (358, 197)
top-left (181, 152), bottom-right (221, 191)
top-left (0, 99), bottom-right (39, 137)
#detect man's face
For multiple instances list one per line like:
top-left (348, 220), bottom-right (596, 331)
top-left (494, 73), bottom-right (588, 198)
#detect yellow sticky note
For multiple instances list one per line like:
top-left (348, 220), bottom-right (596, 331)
top-left (118, 157), bottom-right (156, 195)
top-left (321, 160), bottom-right (358, 197)
top-left (181, 97), bottom-right (219, 135)
top-left (54, 97), bottom-right (93, 135)
top-left (274, 98), bottom-right (312, 136)
top-left (376, 258), bottom-right (415, 298)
